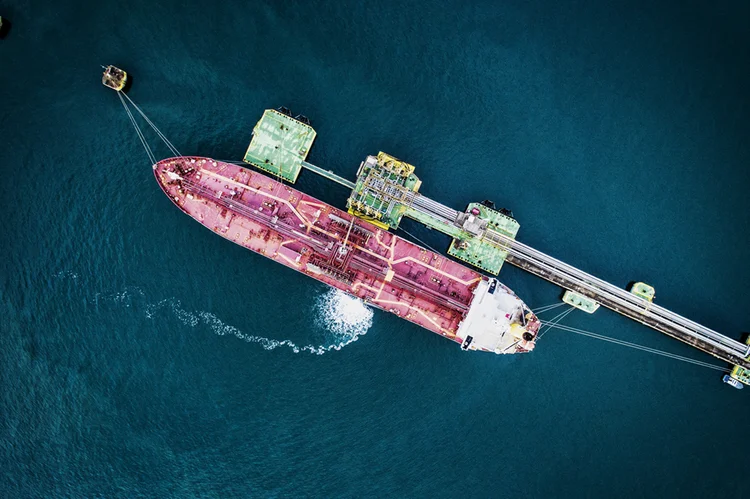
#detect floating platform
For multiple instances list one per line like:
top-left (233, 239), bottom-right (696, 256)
top-left (102, 65), bottom-right (128, 92)
top-left (630, 282), bottom-right (655, 302)
top-left (243, 108), bottom-right (316, 183)
top-left (562, 290), bottom-right (600, 313)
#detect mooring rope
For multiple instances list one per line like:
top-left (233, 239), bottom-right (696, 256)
top-left (118, 92), bottom-right (155, 164)
top-left (122, 92), bottom-right (182, 157)
top-left (541, 320), bottom-right (730, 372)
top-left (537, 306), bottom-right (576, 340)
top-left (216, 159), bottom-right (247, 165)
top-left (533, 302), bottom-right (567, 314)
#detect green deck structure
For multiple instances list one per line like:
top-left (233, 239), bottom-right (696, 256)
top-left (630, 282), bottom-right (656, 302)
top-left (562, 290), bottom-right (600, 313)
top-left (345, 152), bottom-right (520, 274)
top-left (243, 119), bottom-right (521, 275)
top-left (243, 109), bottom-right (316, 183)
top-left (346, 152), bottom-right (421, 229)
top-left (448, 236), bottom-right (508, 274)
top-left (447, 203), bottom-right (519, 274)
top-left (729, 337), bottom-right (750, 386)
top-left (730, 364), bottom-right (750, 385)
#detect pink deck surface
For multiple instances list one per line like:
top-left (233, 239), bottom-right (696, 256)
top-left (154, 157), bottom-right (529, 347)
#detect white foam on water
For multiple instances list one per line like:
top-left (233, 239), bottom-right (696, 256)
top-left (52, 270), bottom-right (79, 280)
top-left (314, 288), bottom-right (374, 342)
top-left (54, 267), bottom-right (374, 355)
top-left (144, 289), bottom-right (373, 355)
top-left (94, 286), bottom-right (145, 308)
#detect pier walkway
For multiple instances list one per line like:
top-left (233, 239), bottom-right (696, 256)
top-left (301, 161), bottom-right (355, 189)
top-left (495, 233), bottom-right (750, 368)
top-left (303, 160), bottom-right (750, 369)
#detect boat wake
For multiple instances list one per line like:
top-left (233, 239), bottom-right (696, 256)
top-left (314, 288), bottom-right (374, 346)
top-left (144, 288), bottom-right (373, 354)
top-left (53, 272), bottom-right (373, 354)
top-left (52, 270), bottom-right (80, 280)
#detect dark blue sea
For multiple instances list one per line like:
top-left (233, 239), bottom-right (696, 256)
top-left (2, 0), bottom-right (750, 497)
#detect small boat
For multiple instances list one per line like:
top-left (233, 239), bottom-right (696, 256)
top-left (101, 65), bottom-right (128, 91)
top-left (723, 375), bottom-right (744, 390)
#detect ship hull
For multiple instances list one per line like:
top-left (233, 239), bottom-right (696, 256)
top-left (154, 157), bottom-right (539, 353)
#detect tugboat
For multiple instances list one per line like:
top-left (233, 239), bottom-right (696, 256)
top-left (101, 65), bottom-right (128, 91)
top-left (723, 375), bottom-right (744, 390)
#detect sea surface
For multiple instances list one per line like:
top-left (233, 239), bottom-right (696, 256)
top-left (2, 0), bottom-right (750, 497)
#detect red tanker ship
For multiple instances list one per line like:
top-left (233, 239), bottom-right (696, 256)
top-left (154, 157), bottom-right (540, 353)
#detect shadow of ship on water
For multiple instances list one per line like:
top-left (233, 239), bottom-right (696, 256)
top-left (0, 18), bottom-right (11, 39)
